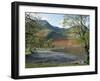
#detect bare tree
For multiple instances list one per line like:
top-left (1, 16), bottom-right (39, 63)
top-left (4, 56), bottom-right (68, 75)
top-left (62, 14), bottom-right (90, 64)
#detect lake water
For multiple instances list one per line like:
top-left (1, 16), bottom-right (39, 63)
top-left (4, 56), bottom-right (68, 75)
top-left (26, 51), bottom-right (86, 67)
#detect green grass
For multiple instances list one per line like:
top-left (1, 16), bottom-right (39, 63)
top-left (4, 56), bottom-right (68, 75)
top-left (25, 62), bottom-right (87, 68)
top-left (25, 48), bottom-right (31, 55)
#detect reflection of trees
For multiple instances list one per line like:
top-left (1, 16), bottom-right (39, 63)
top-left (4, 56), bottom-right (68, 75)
top-left (62, 15), bottom-right (89, 64)
top-left (25, 13), bottom-right (53, 54)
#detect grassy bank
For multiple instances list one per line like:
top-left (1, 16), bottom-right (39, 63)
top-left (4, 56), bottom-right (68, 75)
top-left (25, 62), bottom-right (86, 68)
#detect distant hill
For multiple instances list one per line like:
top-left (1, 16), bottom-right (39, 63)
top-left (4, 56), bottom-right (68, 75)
top-left (46, 31), bottom-right (65, 40)
top-left (36, 20), bottom-right (67, 34)
top-left (35, 20), bottom-right (54, 30)
top-left (26, 19), bottom-right (67, 39)
top-left (67, 25), bottom-right (89, 33)
top-left (66, 25), bottom-right (89, 39)
top-left (26, 18), bottom-right (89, 40)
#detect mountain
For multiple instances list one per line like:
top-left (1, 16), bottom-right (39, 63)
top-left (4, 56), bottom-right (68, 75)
top-left (26, 19), bottom-right (66, 39)
top-left (26, 18), bottom-right (89, 40)
top-left (67, 25), bottom-right (89, 33)
top-left (35, 20), bottom-right (54, 30)
top-left (65, 25), bottom-right (89, 39)
top-left (36, 20), bottom-right (66, 33)
top-left (46, 31), bottom-right (65, 40)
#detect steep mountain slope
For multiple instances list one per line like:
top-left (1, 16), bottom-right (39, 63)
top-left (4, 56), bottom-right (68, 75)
top-left (46, 31), bottom-right (65, 40)
top-left (26, 19), bottom-right (66, 39)
top-left (26, 18), bottom-right (89, 40)
top-left (66, 25), bottom-right (89, 39)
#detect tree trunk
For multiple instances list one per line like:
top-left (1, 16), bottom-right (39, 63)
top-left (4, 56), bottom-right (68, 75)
top-left (84, 45), bottom-right (89, 64)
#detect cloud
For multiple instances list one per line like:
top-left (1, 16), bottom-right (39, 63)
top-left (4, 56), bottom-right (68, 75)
top-left (41, 16), bottom-right (48, 20)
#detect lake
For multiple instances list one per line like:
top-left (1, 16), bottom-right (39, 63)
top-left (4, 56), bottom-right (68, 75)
top-left (25, 50), bottom-right (87, 68)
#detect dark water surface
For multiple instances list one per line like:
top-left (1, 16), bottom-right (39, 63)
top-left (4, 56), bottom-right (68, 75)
top-left (26, 51), bottom-right (86, 65)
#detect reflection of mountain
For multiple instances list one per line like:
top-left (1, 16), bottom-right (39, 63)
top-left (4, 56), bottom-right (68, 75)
top-left (26, 19), bottom-right (89, 40)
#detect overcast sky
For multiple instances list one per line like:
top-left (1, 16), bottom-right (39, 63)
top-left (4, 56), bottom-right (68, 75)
top-left (26, 12), bottom-right (89, 29)
top-left (26, 12), bottom-right (66, 28)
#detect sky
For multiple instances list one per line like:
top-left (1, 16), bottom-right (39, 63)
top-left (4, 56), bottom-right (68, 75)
top-left (38, 13), bottom-right (64, 28)
top-left (27, 12), bottom-right (90, 29)
top-left (28, 12), bottom-right (66, 28)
